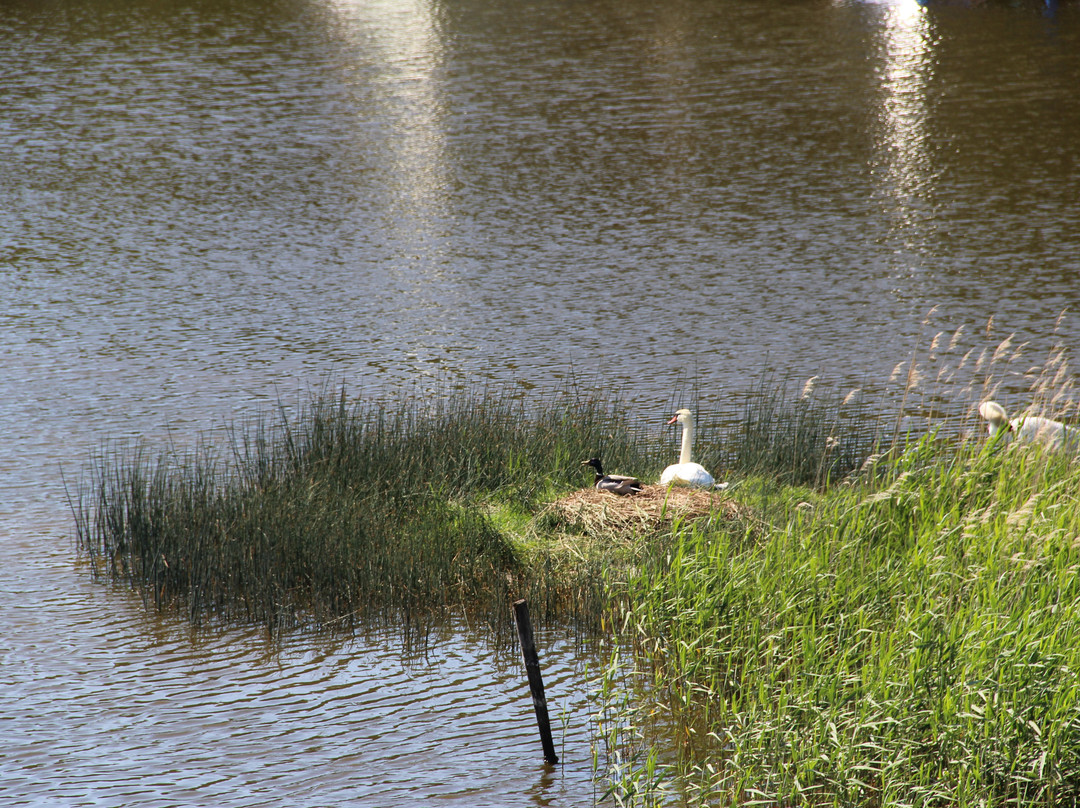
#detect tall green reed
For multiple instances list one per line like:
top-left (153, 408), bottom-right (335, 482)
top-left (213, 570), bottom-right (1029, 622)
top-left (74, 384), bottom-right (664, 636)
top-left (592, 314), bottom-right (1080, 805)
top-left (722, 372), bottom-right (886, 489)
top-left (604, 429), bottom-right (1080, 805)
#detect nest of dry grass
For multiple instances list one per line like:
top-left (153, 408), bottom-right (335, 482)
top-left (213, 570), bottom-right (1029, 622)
top-left (518, 485), bottom-right (757, 622)
top-left (539, 484), bottom-right (749, 543)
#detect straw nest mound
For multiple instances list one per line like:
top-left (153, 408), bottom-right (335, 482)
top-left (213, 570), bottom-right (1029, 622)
top-left (537, 483), bottom-right (750, 543)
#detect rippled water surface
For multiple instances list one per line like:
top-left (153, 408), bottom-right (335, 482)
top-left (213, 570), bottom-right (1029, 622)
top-left (2, 584), bottom-right (600, 806)
top-left (2, 0), bottom-right (1079, 804)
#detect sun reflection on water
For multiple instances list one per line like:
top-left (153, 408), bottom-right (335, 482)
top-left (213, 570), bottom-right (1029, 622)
top-left (874, 0), bottom-right (937, 225)
top-left (325, 0), bottom-right (451, 232)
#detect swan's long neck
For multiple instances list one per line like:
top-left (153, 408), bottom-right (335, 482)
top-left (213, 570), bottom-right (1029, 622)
top-left (679, 419), bottom-right (694, 464)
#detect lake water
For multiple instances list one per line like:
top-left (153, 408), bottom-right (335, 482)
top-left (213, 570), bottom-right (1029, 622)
top-left (2, 0), bottom-right (1078, 804)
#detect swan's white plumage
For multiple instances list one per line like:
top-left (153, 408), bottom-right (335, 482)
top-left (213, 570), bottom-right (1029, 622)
top-left (660, 462), bottom-right (715, 487)
top-left (979, 400), bottom-right (1079, 451)
top-left (660, 409), bottom-right (716, 488)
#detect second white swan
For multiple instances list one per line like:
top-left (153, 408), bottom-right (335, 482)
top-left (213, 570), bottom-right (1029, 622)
top-left (979, 400), bottom-right (1079, 452)
top-left (660, 409), bottom-right (716, 488)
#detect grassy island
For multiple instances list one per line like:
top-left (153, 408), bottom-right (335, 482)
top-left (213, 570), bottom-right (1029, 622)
top-left (74, 364), bottom-right (1080, 806)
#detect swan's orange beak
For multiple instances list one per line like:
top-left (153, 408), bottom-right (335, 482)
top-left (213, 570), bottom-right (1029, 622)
top-left (666, 414), bottom-right (678, 425)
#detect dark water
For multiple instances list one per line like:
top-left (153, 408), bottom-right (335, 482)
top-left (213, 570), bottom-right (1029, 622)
top-left (2, 0), bottom-right (1079, 804)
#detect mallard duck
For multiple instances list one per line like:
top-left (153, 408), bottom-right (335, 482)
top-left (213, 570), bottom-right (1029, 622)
top-left (660, 409), bottom-right (717, 488)
top-left (979, 401), bottom-right (1079, 451)
top-left (582, 457), bottom-right (644, 495)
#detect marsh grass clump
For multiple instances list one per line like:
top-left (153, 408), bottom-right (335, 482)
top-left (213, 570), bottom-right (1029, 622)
top-left (74, 385), bottom-right (663, 634)
top-left (587, 314), bottom-right (1080, 805)
top-left (604, 432), bottom-right (1080, 806)
top-left (881, 309), bottom-right (1078, 446)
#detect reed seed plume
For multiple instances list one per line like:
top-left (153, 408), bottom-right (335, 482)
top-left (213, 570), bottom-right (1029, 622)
top-left (906, 365), bottom-right (924, 391)
top-left (948, 324), bottom-right (965, 351)
top-left (993, 333), bottom-right (1015, 364)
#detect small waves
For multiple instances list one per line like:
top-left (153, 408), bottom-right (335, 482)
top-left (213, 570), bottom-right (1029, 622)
top-left (0, 573), bottom-right (601, 807)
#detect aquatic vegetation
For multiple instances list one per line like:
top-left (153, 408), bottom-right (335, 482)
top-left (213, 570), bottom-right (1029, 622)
top-left (605, 436), bottom-right (1080, 805)
top-left (73, 385), bottom-right (664, 634)
top-left (593, 319), bottom-right (1080, 807)
top-left (72, 313), bottom-right (1080, 804)
top-left (721, 372), bottom-right (886, 489)
top-left (72, 377), bottom-right (857, 637)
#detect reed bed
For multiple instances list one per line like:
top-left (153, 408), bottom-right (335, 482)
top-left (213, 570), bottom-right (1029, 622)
top-left (73, 373), bottom-right (869, 638)
top-left (607, 439), bottom-right (1080, 806)
top-left (72, 310), bottom-right (1080, 804)
top-left (73, 385), bottom-right (666, 635)
top-left (594, 316), bottom-right (1080, 807)
top-left (722, 372), bottom-right (887, 489)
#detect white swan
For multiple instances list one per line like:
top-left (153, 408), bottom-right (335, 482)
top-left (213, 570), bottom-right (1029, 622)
top-left (979, 400), bottom-right (1079, 452)
top-left (660, 409), bottom-right (716, 488)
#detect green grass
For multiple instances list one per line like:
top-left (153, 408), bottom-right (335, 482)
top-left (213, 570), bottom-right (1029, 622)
top-left (722, 373), bottom-right (885, 489)
top-left (584, 314), bottom-right (1080, 806)
top-left (73, 375), bottom-right (870, 636)
top-left (73, 385), bottom-right (672, 634)
top-left (72, 315), bottom-right (1080, 804)
top-left (603, 435), bottom-right (1080, 806)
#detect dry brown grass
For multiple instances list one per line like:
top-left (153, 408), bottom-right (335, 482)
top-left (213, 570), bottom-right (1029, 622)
top-left (538, 484), bottom-right (750, 544)
top-left (514, 484), bottom-right (756, 620)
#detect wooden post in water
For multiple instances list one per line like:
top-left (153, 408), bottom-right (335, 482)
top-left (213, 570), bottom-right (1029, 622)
top-left (513, 598), bottom-right (559, 765)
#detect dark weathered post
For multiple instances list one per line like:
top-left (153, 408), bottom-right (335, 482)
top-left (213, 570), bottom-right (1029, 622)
top-left (513, 598), bottom-right (559, 764)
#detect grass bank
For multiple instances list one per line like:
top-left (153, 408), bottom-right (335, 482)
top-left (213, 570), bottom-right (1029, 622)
top-left (601, 435), bottom-right (1080, 806)
top-left (588, 315), bottom-right (1080, 807)
top-left (72, 316), bottom-right (1080, 804)
top-left (73, 376), bottom-right (882, 637)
